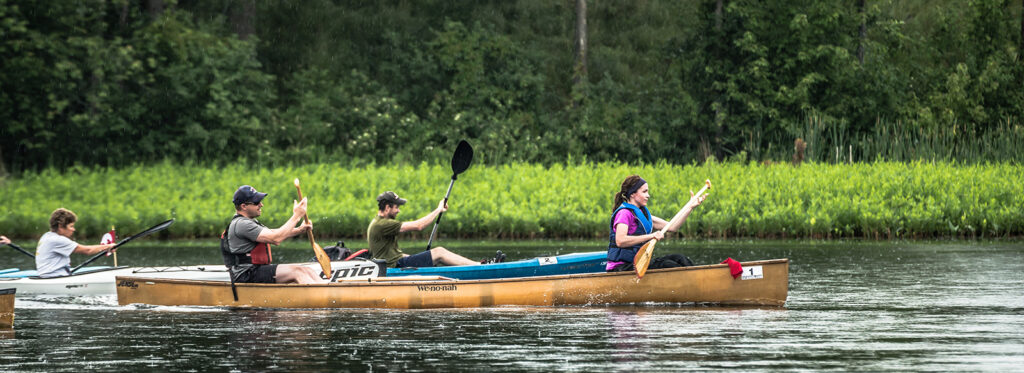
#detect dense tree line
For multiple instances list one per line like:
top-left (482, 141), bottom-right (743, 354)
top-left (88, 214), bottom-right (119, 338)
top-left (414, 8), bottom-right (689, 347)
top-left (1, 0), bottom-right (1022, 173)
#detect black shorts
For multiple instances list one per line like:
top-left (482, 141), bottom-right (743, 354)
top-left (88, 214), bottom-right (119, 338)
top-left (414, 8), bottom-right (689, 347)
top-left (234, 264), bottom-right (278, 283)
top-left (395, 250), bottom-right (434, 268)
top-left (607, 254), bottom-right (693, 272)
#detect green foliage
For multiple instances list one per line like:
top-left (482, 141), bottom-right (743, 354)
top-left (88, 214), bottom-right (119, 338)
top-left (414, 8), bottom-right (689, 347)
top-left (0, 0), bottom-right (274, 172)
top-left (1, 162), bottom-right (1020, 240)
top-left (1, 0), bottom-right (1023, 171)
top-left (275, 68), bottom-right (422, 164)
top-left (422, 21), bottom-right (548, 163)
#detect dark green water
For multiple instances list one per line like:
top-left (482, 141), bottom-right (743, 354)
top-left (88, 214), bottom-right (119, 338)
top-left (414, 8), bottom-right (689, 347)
top-left (1, 240), bottom-right (1022, 371)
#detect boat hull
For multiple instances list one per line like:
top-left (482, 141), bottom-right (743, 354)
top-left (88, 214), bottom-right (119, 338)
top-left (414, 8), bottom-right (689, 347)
top-left (0, 261), bottom-right (382, 296)
top-left (0, 288), bottom-right (13, 328)
top-left (0, 266), bottom-right (112, 278)
top-left (117, 259), bottom-right (789, 309)
top-left (0, 267), bottom-right (220, 296)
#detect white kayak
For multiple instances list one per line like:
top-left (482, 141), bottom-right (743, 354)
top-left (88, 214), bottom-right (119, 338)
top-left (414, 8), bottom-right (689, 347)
top-left (0, 260), bottom-right (383, 296)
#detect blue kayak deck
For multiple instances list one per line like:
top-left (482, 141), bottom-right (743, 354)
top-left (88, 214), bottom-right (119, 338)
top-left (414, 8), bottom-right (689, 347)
top-left (1, 252), bottom-right (609, 280)
top-left (385, 251), bottom-right (607, 280)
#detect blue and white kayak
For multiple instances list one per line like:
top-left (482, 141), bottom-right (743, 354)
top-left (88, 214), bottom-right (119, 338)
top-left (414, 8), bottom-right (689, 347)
top-left (0, 266), bottom-right (112, 278)
top-left (385, 251), bottom-right (607, 280)
top-left (0, 261), bottom-right (383, 296)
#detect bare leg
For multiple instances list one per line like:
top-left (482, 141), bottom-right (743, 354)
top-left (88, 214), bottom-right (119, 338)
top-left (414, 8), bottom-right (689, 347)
top-left (429, 247), bottom-right (479, 266)
top-left (274, 264), bottom-right (327, 284)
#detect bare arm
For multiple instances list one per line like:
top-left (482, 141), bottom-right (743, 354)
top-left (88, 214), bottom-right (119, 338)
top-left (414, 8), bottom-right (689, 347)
top-left (400, 200), bottom-right (448, 232)
top-left (614, 223), bottom-right (664, 248)
top-left (256, 198), bottom-right (311, 245)
top-left (73, 243), bottom-right (116, 255)
top-left (655, 192), bottom-right (709, 233)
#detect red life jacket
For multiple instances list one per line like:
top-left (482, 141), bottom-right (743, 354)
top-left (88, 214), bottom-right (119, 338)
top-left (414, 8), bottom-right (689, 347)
top-left (250, 242), bottom-right (272, 265)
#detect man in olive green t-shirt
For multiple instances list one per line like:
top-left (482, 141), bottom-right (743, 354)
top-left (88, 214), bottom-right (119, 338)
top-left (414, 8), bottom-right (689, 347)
top-left (367, 191), bottom-right (480, 268)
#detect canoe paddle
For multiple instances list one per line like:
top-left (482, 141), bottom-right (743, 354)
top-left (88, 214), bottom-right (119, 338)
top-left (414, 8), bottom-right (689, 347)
top-left (70, 218), bottom-right (175, 274)
top-left (634, 179), bottom-right (712, 279)
top-left (294, 178), bottom-right (332, 277)
top-left (6, 242), bottom-right (35, 259)
top-left (426, 140), bottom-right (474, 250)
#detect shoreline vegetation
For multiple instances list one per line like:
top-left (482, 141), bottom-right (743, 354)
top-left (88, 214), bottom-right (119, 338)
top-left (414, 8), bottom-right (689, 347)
top-left (1, 161), bottom-right (1019, 240)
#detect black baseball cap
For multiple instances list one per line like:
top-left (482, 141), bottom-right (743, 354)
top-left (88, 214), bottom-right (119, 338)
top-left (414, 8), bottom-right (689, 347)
top-left (233, 185), bottom-right (268, 205)
top-left (376, 191), bottom-right (407, 206)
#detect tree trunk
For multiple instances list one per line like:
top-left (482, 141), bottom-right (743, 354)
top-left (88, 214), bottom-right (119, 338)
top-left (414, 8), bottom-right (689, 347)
top-left (572, 0), bottom-right (588, 108)
top-left (1020, 0), bottom-right (1023, 60)
top-left (714, 0), bottom-right (724, 160)
top-left (715, 0), bottom-right (723, 29)
top-left (230, 0), bottom-right (257, 41)
top-left (146, 0), bottom-right (164, 19)
top-left (858, 0), bottom-right (866, 64)
top-left (0, 145), bottom-right (6, 178)
top-left (120, 2), bottom-right (129, 25)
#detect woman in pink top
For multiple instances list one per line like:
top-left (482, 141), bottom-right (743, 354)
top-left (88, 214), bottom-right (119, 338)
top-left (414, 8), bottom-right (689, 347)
top-left (606, 174), bottom-right (706, 272)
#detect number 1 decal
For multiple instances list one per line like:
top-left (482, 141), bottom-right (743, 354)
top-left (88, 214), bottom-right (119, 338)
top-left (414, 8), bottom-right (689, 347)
top-left (741, 265), bottom-right (764, 280)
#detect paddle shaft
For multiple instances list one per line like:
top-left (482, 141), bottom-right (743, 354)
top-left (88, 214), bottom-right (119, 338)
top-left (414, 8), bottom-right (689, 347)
top-left (71, 219), bottom-right (174, 274)
top-left (6, 243), bottom-right (35, 259)
top-left (426, 176), bottom-right (456, 250)
top-left (293, 186), bottom-right (317, 247)
top-left (295, 181), bottom-right (333, 277)
top-left (72, 236), bottom-right (132, 272)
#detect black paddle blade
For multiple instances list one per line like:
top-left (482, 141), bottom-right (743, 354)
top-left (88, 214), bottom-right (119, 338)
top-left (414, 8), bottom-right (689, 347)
top-left (451, 140), bottom-right (474, 175)
top-left (117, 218), bottom-right (175, 246)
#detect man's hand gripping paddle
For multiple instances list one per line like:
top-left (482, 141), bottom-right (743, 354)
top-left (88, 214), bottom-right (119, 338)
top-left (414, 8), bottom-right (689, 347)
top-left (295, 178), bottom-right (332, 278)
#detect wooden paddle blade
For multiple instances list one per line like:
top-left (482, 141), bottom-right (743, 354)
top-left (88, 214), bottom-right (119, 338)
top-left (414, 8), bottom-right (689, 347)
top-left (312, 241), bottom-right (332, 277)
top-left (451, 140), bottom-right (474, 175)
top-left (634, 240), bottom-right (657, 279)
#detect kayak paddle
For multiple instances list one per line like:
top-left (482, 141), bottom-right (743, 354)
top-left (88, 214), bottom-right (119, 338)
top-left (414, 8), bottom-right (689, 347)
top-left (426, 140), bottom-right (474, 250)
top-left (634, 179), bottom-right (712, 279)
top-left (6, 242), bottom-right (35, 259)
top-left (295, 178), bottom-right (332, 277)
top-left (70, 218), bottom-right (175, 274)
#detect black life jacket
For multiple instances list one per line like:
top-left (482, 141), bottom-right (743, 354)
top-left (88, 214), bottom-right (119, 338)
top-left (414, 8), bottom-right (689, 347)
top-left (221, 214), bottom-right (273, 267)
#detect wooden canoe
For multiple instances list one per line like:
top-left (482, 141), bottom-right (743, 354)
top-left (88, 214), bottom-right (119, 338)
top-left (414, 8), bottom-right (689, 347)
top-left (117, 259), bottom-right (789, 309)
top-left (0, 288), bottom-right (14, 328)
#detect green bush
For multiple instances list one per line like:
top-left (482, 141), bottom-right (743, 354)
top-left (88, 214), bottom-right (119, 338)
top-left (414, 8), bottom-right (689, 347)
top-left (1, 161), bottom-right (1020, 240)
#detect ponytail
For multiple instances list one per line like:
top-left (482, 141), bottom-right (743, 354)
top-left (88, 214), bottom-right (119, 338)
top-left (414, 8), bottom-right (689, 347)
top-left (614, 175), bottom-right (645, 209)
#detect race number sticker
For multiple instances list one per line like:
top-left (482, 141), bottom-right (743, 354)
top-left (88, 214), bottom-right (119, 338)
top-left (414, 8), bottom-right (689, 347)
top-left (538, 256), bottom-right (558, 266)
top-left (741, 265), bottom-right (764, 280)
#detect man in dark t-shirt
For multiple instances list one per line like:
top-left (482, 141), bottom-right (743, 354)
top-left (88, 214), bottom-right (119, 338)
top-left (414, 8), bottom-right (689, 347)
top-left (225, 185), bottom-right (325, 284)
top-left (367, 191), bottom-right (480, 268)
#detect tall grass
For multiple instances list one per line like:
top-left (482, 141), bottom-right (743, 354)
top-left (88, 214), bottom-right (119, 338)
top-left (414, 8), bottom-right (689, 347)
top-left (0, 161), bottom-right (1020, 240)
top-left (785, 115), bottom-right (1024, 164)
